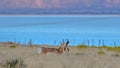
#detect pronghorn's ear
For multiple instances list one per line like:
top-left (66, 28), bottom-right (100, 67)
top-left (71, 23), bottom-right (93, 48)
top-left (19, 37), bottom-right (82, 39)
top-left (60, 39), bottom-right (65, 45)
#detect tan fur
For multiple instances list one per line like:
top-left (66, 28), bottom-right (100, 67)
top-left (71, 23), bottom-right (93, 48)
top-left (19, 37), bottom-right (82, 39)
top-left (40, 44), bottom-right (66, 55)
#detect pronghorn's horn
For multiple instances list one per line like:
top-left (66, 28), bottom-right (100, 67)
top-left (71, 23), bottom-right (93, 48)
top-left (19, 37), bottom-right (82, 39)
top-left (60, 39), bottom-right (65, 45)
top-left (66, 39), bottom-right (69, 45)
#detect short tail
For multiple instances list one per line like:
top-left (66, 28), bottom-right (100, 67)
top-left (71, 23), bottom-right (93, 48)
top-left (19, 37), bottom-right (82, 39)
top-left (37, 48), bottom-right (42, 54)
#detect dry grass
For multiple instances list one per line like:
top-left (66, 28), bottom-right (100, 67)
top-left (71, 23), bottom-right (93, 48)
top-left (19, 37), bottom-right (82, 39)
top-left (0, 43), bottom-right (120, 68)
top-left (1, 57), bottom-right (26, 68)
top-left (97, 50), bottom-right (106, 55)
top-left (77, 44), bottom-right (88, 49)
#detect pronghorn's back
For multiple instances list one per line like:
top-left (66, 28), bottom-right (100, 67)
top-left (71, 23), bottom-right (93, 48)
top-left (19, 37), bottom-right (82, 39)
top-left (42, 47), bottom-right (59, 54)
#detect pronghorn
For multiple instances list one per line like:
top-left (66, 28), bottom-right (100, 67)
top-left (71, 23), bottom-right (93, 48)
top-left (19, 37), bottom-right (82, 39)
top-left (37, 43), bottom-right (66, 55)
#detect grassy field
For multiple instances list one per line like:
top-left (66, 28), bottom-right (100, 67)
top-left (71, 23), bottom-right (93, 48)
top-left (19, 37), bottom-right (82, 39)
top-left (0, 43), bottom-right (120, 68)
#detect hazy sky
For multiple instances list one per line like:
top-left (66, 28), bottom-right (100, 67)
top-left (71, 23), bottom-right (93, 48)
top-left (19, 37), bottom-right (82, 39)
top-left (0, 15), bottom-right (120, 34)
top-left (0, 0), bottom-right (120, 9)
top-left (0, 0), bottom-right (120, 14)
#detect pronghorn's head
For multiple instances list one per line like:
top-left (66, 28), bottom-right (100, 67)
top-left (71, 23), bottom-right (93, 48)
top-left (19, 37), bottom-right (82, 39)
top-left (57, 39), bottom-right (70, 54)
top-left (57, 43), bottom-right (66, 54)
top-left (58, 44), bottom-right (64, 50)
top-left (59, 39), bottom-right (70, 52)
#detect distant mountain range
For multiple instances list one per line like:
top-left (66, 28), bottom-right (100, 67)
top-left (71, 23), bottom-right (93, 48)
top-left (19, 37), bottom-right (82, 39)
top-left (0, 0), bottom-right (120, 14)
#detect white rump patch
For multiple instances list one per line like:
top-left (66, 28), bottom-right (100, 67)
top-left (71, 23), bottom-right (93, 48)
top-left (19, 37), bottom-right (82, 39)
top-left (37, 48), bottom-right (42, 54)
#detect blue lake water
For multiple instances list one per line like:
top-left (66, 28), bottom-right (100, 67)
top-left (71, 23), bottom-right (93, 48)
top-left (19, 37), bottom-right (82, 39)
top-left (0, 15), bottom-right (120, 46)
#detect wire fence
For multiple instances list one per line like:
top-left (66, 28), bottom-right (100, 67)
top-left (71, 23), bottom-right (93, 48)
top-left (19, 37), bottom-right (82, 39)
top-left (0, 32), bottom-right (119, 46)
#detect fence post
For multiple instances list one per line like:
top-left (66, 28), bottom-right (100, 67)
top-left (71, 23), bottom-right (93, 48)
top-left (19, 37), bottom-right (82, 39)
top-left (92, 39), bottom-right (94, 46)
top-left (114, 41), bottom-right (116, 47)
top-left (98, 40), bottom-right (101, 47)
top-left (28, 39), bottom-right (32, 47)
